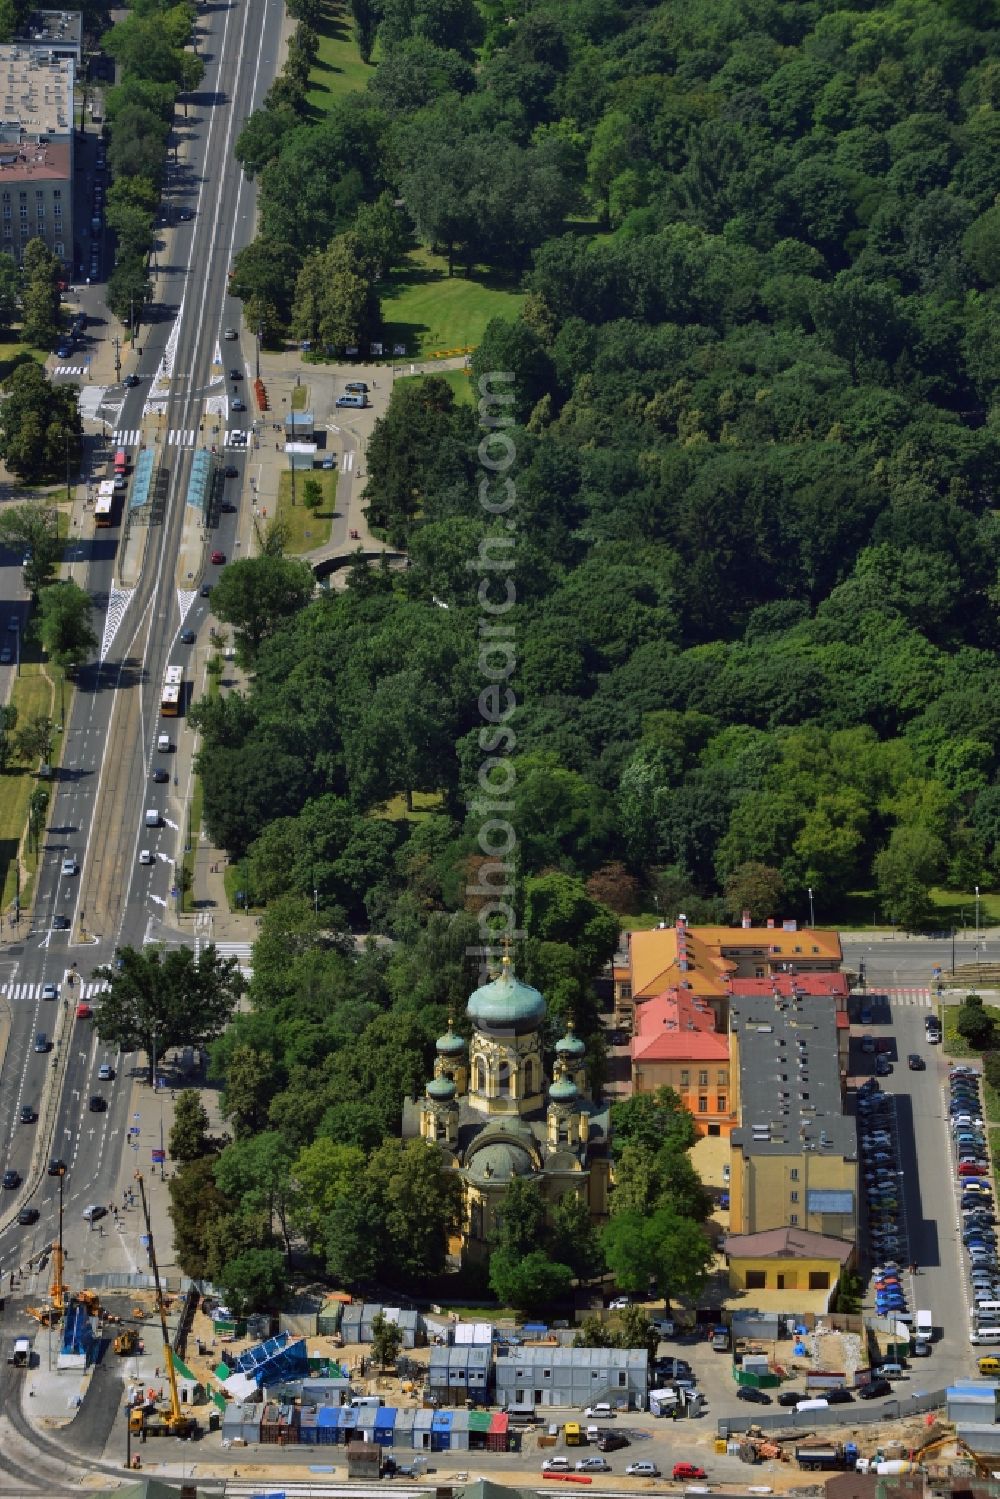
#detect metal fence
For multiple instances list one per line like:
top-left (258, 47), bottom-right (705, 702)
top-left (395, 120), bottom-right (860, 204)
top-left (717, 1388), bottom-right (946, 1437)
top-left (84, 1270), bottom-right (197, 1294)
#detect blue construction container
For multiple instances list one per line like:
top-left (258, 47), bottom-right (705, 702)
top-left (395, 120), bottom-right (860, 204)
top-left (374, 1407), bottom-right (397, 1447)
top-left (432, 1410), bottom-right (453, 1452)
top-left (316, 1406), bottom-right (340, 1445)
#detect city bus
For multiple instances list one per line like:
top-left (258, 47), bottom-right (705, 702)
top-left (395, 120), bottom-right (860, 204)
top-left (160, 664), bottom-right (183, 717)
top-left (94, 480), bottom-right (115, 527)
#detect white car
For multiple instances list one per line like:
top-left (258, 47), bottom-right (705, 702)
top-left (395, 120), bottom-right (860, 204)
top-left (576, 1458), bottom-right (611, 1472)
top-left (98, 1063), bottom-right (114, 1081)
top-left (626, 1462), bottom-right (660, 1478)
top-left (542, 1459), bottom-right (571, 1473)
top-left (61, 857), bottom-right (77, 876)
top-left (584, 1404), bottom-right (615, 1419)
top-left (139, 849), bottom-right (153, 865)
top-left (608, 1297), bottom-right (631, 1310)
top-left (41, 983), bottom-right (57, 1000)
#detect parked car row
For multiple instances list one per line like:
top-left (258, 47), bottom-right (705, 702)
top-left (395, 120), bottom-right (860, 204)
top-left (858, 1080), bottom-right (909, 1272)
top-left (951, 1066), bottom-right (998, 1325)
top-left (540, 1458), bottom-right (670, 1478)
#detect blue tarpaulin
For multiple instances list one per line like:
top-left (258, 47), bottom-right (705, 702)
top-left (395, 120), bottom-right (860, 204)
top-left (61, 1303), bottom-right (95, 1358)
top-left (234, 1332), bottom-right (309, 1387)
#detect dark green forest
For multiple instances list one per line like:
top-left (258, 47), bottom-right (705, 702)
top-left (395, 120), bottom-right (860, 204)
top-left (177, 0), bottom-right (1000, 1302)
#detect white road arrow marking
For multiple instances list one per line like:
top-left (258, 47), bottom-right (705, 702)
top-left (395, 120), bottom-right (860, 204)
top-left (156, 852), bottom-right (173, 863)
top-left (149, 894), bottom-right (167, 907)
top-left (163, 816), bottom-right (179, 830)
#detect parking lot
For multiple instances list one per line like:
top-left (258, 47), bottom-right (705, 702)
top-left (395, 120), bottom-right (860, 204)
top-left (852, 994), bottom-right (979, 1387)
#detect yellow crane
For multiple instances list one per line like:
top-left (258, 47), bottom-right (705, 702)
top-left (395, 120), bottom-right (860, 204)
top-left (127, 1172), bottom-right (197, 1440)
top-left (26, 1162), bottom-right (68, 1325)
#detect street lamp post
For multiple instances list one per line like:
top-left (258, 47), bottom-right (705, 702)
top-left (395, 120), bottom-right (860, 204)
top-left (976, 885), bottom-right (981, 981)
top-left (808, 886), bottom-right (815, 928)
top-left (313, 887), bottom-right (318, 916)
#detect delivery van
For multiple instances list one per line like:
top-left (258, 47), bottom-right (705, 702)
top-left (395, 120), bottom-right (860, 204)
top-left (144, 809), bottom-right (160, 827)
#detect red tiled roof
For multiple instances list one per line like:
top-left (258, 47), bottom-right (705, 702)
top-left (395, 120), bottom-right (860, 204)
top-left (632, 986), bottom-right (729, 1063)
top-left (727, 973), bottom-right (849, 997)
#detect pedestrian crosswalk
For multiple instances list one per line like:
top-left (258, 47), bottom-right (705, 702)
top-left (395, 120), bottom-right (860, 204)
top-left (111, 428), bottom-right (249, 451)
top-left (341, 450), bottom-right (355, 473)
top-left (885, 987), bottom-right (933, 1005)
top-left (53, 364), bottom-right (87, 376)
top-left (194, 935), bottom-right (253, 975)
top-left (0, 979), bottom-right (109, 1002)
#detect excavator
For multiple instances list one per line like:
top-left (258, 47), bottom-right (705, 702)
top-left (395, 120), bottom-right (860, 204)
top-left (127, 1172), bottom-right (197, 1440)
top-left (26, 1167), bottom-right (69, 1326)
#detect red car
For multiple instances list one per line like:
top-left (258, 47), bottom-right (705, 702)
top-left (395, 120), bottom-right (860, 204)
top-left (673, 1464), bottom-right (707, 1481)
top-left (959, 1161), bottom-right (989, 1176)
top-left (75, 1001), bottom-right (92, 1019)
top-left (210, 550), bottom-right (225, 565)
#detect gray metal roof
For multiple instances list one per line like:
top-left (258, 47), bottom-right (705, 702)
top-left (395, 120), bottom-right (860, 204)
top-left (729, 991), bottom-right (855, 1158)
top-left (499, 1347), bottom-right (647, 1371)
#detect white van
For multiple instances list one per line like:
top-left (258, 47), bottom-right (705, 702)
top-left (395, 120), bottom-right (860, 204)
top-left (144, 809), bottom-right (160, 827)
top-left (351, 1396), bottom-right (383, 1409)
top-left (970, 1327), bottom-right (1000, 1344)
top-left (156, 733), bottom-right (171, 752)
top-left (796, 1398), bottom-right (829, 1412)
top-left (974, 1302), bottom-right (1000, 1319)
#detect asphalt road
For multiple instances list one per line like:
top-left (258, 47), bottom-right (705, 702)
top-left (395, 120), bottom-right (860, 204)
top-left (856, 997), bottom-right (974, 1387)
top-left (841, 934), bottom-right (991, 988)
top-left (0, 0), bottom-right (282, 1299)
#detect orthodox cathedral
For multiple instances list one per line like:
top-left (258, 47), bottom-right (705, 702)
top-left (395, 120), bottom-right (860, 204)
top-left (402, 954), bottom-right (612, 1261)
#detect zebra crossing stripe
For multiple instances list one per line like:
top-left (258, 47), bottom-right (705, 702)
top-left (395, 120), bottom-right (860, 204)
top-left (112, 429), bottom-right (141, 447)
top-left (53, 365), bottom-right (86, 376)
top-left (0, 979), bottom-right (110, 1000)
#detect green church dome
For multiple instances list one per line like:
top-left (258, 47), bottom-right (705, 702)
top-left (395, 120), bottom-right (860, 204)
top-left (549, 1074), bottom-right (579, 1104)
top-left (436, 1025), bottom-right (466, 1056)
top-left (426, 1074), bottom-right (457, 1101)
top-left (467, 955), bottom-right (546, 1035)
top-left (467, 1140), bottom-right (535, 1183)
top-left (556, 1020), bottom-right (586, 1057)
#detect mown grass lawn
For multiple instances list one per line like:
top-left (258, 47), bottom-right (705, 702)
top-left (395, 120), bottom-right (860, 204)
top-left (0, 663), bottom-right (59, 908)
top-left (372, 790), bottom-right (444, 822)
top-left (180, 771), bottom-right (204, 915)
top-left (275, 468), bottom-right (337, 554)
top-left (0, 337), bottom-right (46, 384)
top-left (380, 249), bottom-right (526, 361)
top-left (306, 0), bottom-right (372, 114)
top-left (394, 367), bottom-right (474, 406)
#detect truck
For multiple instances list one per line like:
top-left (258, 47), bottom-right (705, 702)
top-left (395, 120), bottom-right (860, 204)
top-left (7, 1337), bottom-right (29, 1368)
top-left (856, 1459), bottom-right (923, 1476)
top-left (711, 1325), bottom-right (730, 1351)
top-left (796, 1442), bottom-right (858, 1472)
top-left (915, 1309), bottom-right (934, 1342)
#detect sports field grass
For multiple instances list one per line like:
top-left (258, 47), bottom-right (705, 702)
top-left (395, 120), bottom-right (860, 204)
top-left (306, 0), bottom-right (371, 114)
top-left (380, 249), bottom-right (526, 361)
